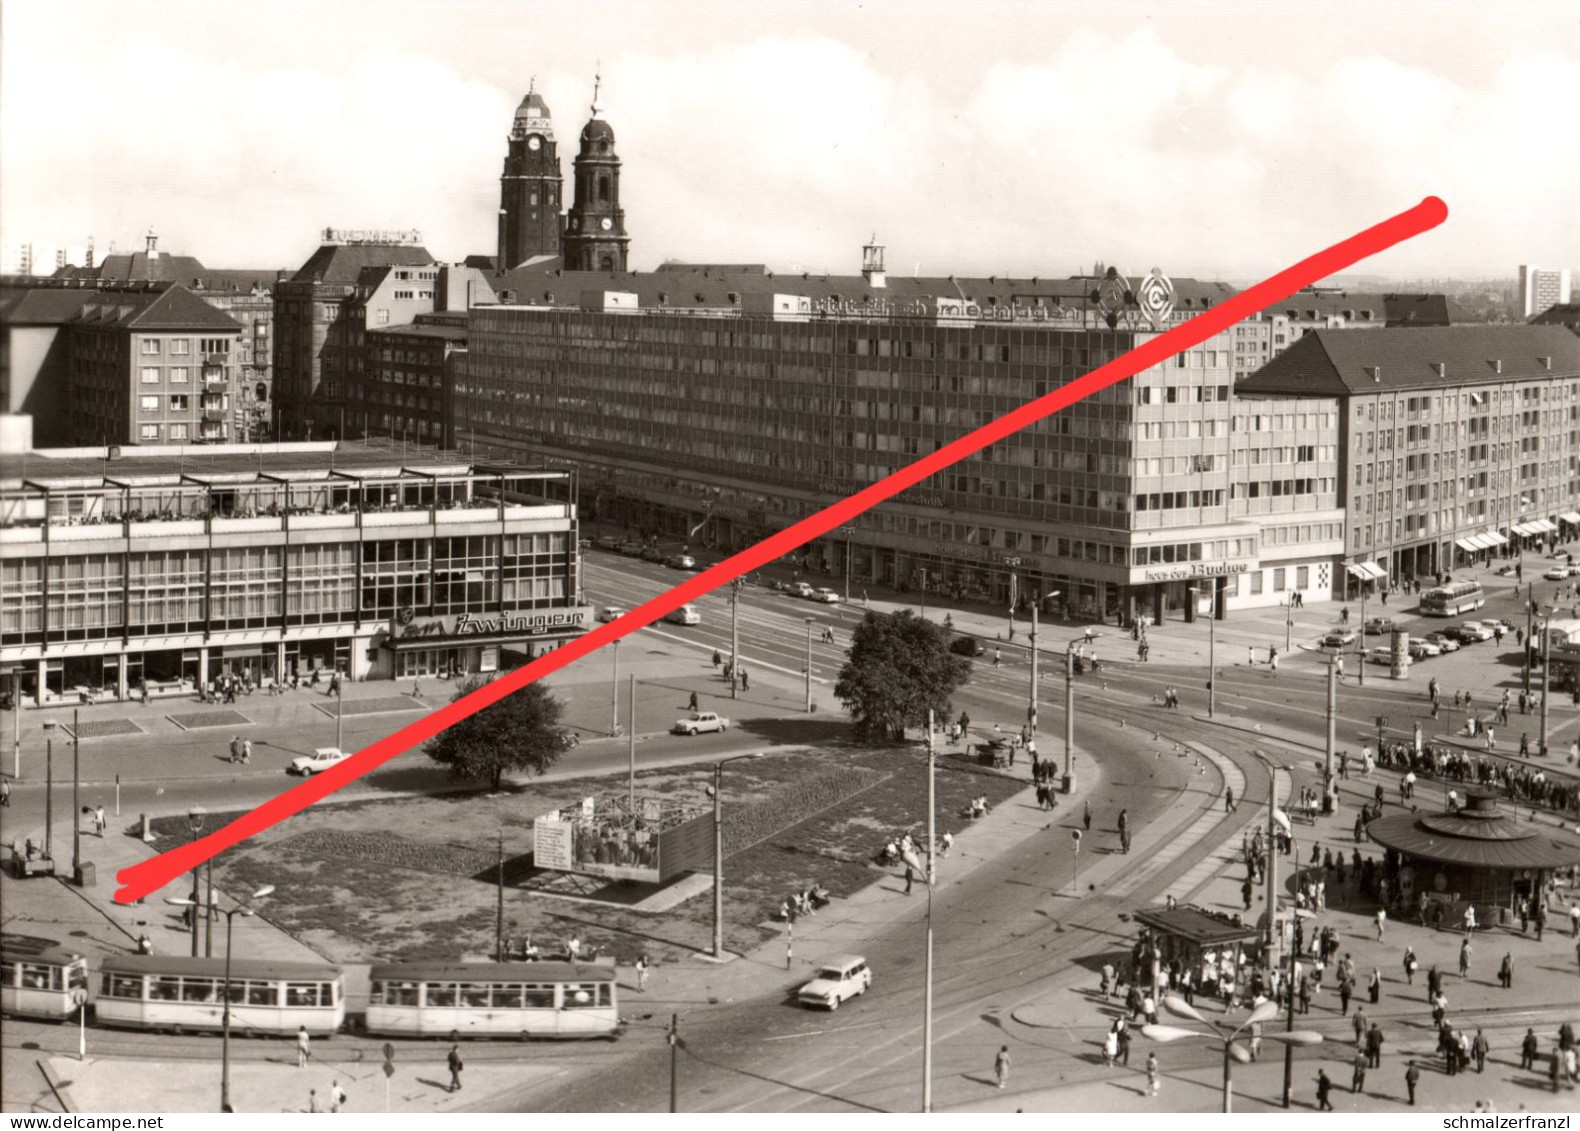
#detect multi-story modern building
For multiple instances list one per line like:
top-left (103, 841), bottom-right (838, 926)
top-left (0, 284), bottom-right (107, 445)
top-left (358, 311), bottom-right (468, 445)
top-left (454, 260), bottom-right (1335, 622)
top-left (64, 286), bottom-right (243, 446)
top-left (0, 443), bottom-right (583, 704)
top-left (272, 231), bottom-right (435, 440)
top-left (1238, 325), bottom-right (1580, 583)
top-left (1519, 265), bottom-right (1573, 318)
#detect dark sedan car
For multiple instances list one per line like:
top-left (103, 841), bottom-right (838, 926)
top-left (949, 637), bottom-right (986, 657)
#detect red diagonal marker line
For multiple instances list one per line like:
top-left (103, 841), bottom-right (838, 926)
top-left (115, 196), bottom-right (1447, 903)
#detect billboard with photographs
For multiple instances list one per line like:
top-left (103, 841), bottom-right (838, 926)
top-left (532, 797), bottom-right (711, 884)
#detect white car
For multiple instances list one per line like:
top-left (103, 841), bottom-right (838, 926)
top-left (596, 606), bottom-right (627, 623)
top-left (671, 711), bottom-right (730, 735)
top-left (287, 747), bottom-right (349, 776)
top-left (1366, 646), bottom-right (1404, 666)
top-left (797, 955), bottom-right (872, 1010)
top-left (664, 604), bottom-right (701, 626)
top-left (1545, 566), bottom-right (1571, 580)
top-left (1407, 639), bottom-right (1442, 659)
top-left (790, 582), bottom-right (816, 599)
top-left (811, 588), bottom-right (841, 604)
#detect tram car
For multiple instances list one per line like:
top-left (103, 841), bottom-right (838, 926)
top-left (364, 961), bottom-right (620, 1039)
top-left (95, 955), bottom-right (345, 1036)
top-left (0, 934), bottom-right (90, 1020)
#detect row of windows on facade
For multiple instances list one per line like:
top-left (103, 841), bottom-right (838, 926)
top-left (139, 337), bottom-right (238, 355)
top-left (1359, 386), bottom-right (1578, 422)
top-left (1353, 452), bottom-right (1576, 485)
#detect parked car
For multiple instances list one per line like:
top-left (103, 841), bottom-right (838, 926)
top-left (617, 540), bottom-right (646, 556)
top-left (1366, 646), bottom-right (1404, 666)
top-left (796, 955), bottom-right (872, 1010)
top-left (596, 606), bottom-right (626, 623)
top-left (664, 604), bottom-right (701, 625)
top-left (594, 534), bottom-right (623, 551)
top-left (1545, 566), bottom-right (1572, 580)
top-left (1322, 629), bottom-right (1358, 648)
top-left (790, 581), bottom-right (816, 599)
top-left (1423, 632), bottom-right (1461, 652)
top-left (950, 636), bottom-right (986, 657)
top-left (811, 588), bottom-right (841, 604)
top-left (1363, 617), bottom-right (1396, 635)
top-left (664, 553), bottom-right (697, 570)
top-left (640, 546), bottom-right (667, 563)
top-left (1451, 622), bottom-right (1494, 643)
top-left (671, 711), bottom-right (730, 735)
top-left (287, 747), bottom-right (349, 776)
top-left (1407, 639), bottom-right (1442, 660)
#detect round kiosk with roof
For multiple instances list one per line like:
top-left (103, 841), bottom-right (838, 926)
top-left (1366, 787), bottom-right (1580, 928)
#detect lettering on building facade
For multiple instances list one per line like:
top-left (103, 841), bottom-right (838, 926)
top-left (1140, 561), bottom-right (1251, 583)
top-left (392, 607), bottom-right (590, 642)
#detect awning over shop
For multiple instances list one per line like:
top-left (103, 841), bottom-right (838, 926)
top-left (1485, 532), bottom-right (1509, 546)
top-left (1531, 519), bottom-right (1559, 534)
top-left (1346, 561), bottom-right (1387, 581)
top-left (1560, 512), bottom-right (1580, 525)
top-left (1456, 534), bottom-right (1499, 552)
top-left (1511, 522), bottom-right (1538, 537)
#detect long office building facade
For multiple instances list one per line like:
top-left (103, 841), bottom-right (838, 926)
top-left (0, 444), bottom-right (583, 705)
top-left (454, 276), bottom-right (1340, 624)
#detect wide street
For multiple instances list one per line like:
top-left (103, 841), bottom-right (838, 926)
top-left (4, 550), bottom-right (1579, 1114)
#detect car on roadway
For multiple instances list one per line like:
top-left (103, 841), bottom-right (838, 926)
top-left (811, 588), bottom-right (841, 603)
top-left (1423, 631), bottom-right (1460, 652)
top-left (287, 747), bottom-right (349, 776)
top-left (664, 604), bottom-right (701, 626)
top-left (796, 955), bottom-right (871, 1011)
top-left (1407, 639), bottom-right (1442, 660)
top-left (596, 606), bottom-right (627, 623)
top-left (1366, 646), bottom-right (1404, 666)
top-left (1545, 565), bottom-right (1572, 580)
top-left (950, 636), bottom-right (986, 657)
top-left (617, 540), bottom-right (646, 556)
top-left (789, 581), bottom-right (817, 599)
top-left (640, 546), bottom-right (667, 563)
top-left (671, 711), bottom-right (731, 736)
top-left (1363, 617), bottom-right (1396, 635)
top-left (1451, 622), bottom-right (1495, 643)
top-left (664, 553), bottom-right (696, 570)
top-left (1322, 629), bottom-right (1358, 648)
top-left (594, 534), bottom-right (623, 551)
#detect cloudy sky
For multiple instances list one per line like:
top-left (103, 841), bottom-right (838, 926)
top-left (3, 0), bottom-right (1577, 281)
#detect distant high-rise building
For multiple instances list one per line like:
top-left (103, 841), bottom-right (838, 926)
top-left (496, 81), bottom-right (564, 270)
top-left (2, 239), bottom-right (94, 276)
top-left (1519, 265), bottom-right (1572, 317)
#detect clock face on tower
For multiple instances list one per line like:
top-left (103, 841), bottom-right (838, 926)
top-left (600, 217), bottom-right (613, 231)
top-left (527, 135), bottom-right (541, 151)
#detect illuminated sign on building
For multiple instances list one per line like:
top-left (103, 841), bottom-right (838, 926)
top-left (391, 607), bottom-right (590, 643)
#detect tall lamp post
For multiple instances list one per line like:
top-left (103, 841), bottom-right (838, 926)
top-left (1189, 583), bottom-right (1218, 718)
top-left (729, 578), bottom-right (743, 700)
top-left (71, 709), bottom-right (81, 883)
top-left (42, 719), bottom-right (57, 866)
top-left (186, 806), bottom-right (206, 957)
top-left (1063, 632), bottom-right (1102, 792)
top-left (710, 752), bottom-right (763, 958)
top-left (1002, 557), bottom-right (1022, 641)
top-left (842, 525), bottom-right (856, 602)
top-left (803, 619), bottom-right (814, 713)
top-left (1142, 995), bottom-right (1322, 1113)
top-left (1539, 605), bottom-right (1554, 756)
top-left (1296, 644), bottom-right (1340, 792)
top-left (169, 884), bottom-right (274, 1113)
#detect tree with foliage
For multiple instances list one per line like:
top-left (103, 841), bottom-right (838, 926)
top-left (833, 610), bottom-right (972, 743)
top-left (423, 676), bottom-right (577, 791)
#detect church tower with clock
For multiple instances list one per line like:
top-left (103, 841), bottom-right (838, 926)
top-left (496, 80), bottom-right (564, 270)
top-left (562, 75), bottom-right (630, 272)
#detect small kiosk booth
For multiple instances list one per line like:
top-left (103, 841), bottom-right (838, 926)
top-left (1132, 905), bottom-right (1263, 1000)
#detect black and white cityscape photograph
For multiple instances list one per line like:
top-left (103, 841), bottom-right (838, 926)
top-left (2, 0), bottom-right (1578, 1118)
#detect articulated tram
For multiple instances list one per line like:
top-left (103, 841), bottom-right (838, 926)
top-left (0, 934), bottom-right (90, 1021)
top-left (365, 962), bottom-right (620, 1039)
top-left (95, 955), bottom-right (346, 1036)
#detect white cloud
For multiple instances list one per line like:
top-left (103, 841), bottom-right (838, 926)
top-left (2, 9), bottom-right (1575, 279)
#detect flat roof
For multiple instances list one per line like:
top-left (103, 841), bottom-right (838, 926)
top-left (1132, 905), bottom-right (1261, 945)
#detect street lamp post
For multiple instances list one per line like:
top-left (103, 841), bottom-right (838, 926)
top-left (1357, 580), bottom-right (1368, 687)
top-left (919, 567), bottom-right (928, 622)
top-left (1540, 608), bottom-right (1553, 756)
top-left (711, 752), bottom-right (763, 959)
top-left (610, 639), bottom-right (620, 737)
top-left (170, 884), bottom-right (274, 1112)
top-left (335, 673), bottom-right (344, 752)
top-left (1063, 632), bottom-right (1102, 791)
top-left (495, 829), bottom-right (506, 963)
top-left (842, 526), bottom-right (856, 602)
top-left (1142, 996), bottom-right (1322, 1113)
top-left (730, 579), bottom-right (743, 700)
top-left (71, 709), bottom-right (81, 882)
top-left (804, 619), bottom-right (814, 713)
top-left (1524, 582), bottom-right (1535, 701)
top-left (1002, 557), bottom-right (1022, 642)
top-left (42, 719), bottom-right (56, 866)
top-left (187, 807), bottom-right (206, 957)
top-left (921, 711), bottom-right (937, 1112)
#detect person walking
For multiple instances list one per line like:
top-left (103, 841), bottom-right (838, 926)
top-left (296, 1025), bottom-right (311, 1068)
top-left (1351, 1048), bottom-right (1368, 1093)
top-left (1499, 952), bottom-right (1513, 988)
top-left (241, 737), bottom-right (252, 765)
top-left (1146, 1052), bottom-right (1160, 1097)
top-left (329, 1080), bottom-right (347, 1113)
top-left (1375, 908), bottom-right (1386, 941)
top-left (1225, 785), bottom-right (1236, 813)
top-left (1459, 937), bottom-right (1472, 979)
top-left (447, 1044), bottom-right (464, 1092)
top-left (93, 803), bottom-right (106, 837)
top-left (1472, 1029), bottom-right (1489, 1073)
top-left (1083, 801), bottom-right (1092, 833)
top-left (687, 690), bottom-right (699, 713)
top-left (635, 954), bottom-right (649, 993)
top-left (1315, 1069), bottom-right (1333, 1111)
top-left (228, 735), bottom-right (242, 764)
top-left (994, 1045), bottom-right (1011, 1089)
top-left (1405, 1061), bottom-right (1420, 1105)
top-left (1103, 1025), bottom-right (1119, 1067)
top-left (1366, 1023), bottom-right (1384, 1067)
top-left (1521, 1028), bottom-right (1540, 1071)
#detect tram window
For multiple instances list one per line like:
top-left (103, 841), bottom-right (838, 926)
top-left (320, 982), bottom-right (337, 1005)
top-left (460, 984), bottom-right (491, 1008)
top-left (247, 983), bottom-right (280, 1007)
top-left (490, 984), bottom-right (525, 1009)
top-left (20, 963), bottom-right (54, 990)
top-left (426, 983), bottom-right (458, 1007)
top-left (384, 982), bottom-right (419, 1007)
top-left (226, 983), bottom-right (246, 1004)
top-left (285, 983), bottom-right (320, 1008)
top-left (562, 983), bottom-right (603, 1008)
top-left (1, 960), bottom-right (15, 985)
top-left (181, 979), bottom-right (217, 1002)
top-left (106, 974), bottom-right (143, 998)
top-left (523, 985), bottom-right (554, 1009)
top-left (150, 977), bottom-right (182, 1001)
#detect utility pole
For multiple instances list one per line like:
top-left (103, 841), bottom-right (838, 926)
top-left (71, 708), bottom-right (81, 882)
top-left (1325, 651), bottom-right (1338, 788)
top-left (611, 639), bottom-right (620, 736)
top-left (730, 580), bottom-right (742, 700)
top-left (1064, 645), bottom-right (1076, 791)
top-left (921, 711), bottom-right (936, 1113)
top-left (205, 861), bottom-right (215, 957)
top-left (43, 721), bottom-right (55, 865)
top-left (1208, 583), bottom-right (1217, 719)
top-left (804, 619), bottom-right (813, 713)
top-left (1524, 583), bottom-right (1534, 700)
top-left (1029, 602), bottom-right (1039, 745)
top-left (627, 674), bottom-right (636, 811)
top-left (669, 1014), bottom-right (680, 1113)
top-left (1540, 614), bottom-right (1552, 756)
top-left (495, 829), bottom-right (505, 962)
top-left (919, 567), bottom-right (928, 621)
top-left (1358, 581), bottom-right (1367, 687)
top-left (842, 526), bottom-right (855, 602)
top-left (1264, 759), bottom-right (1279, 968)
